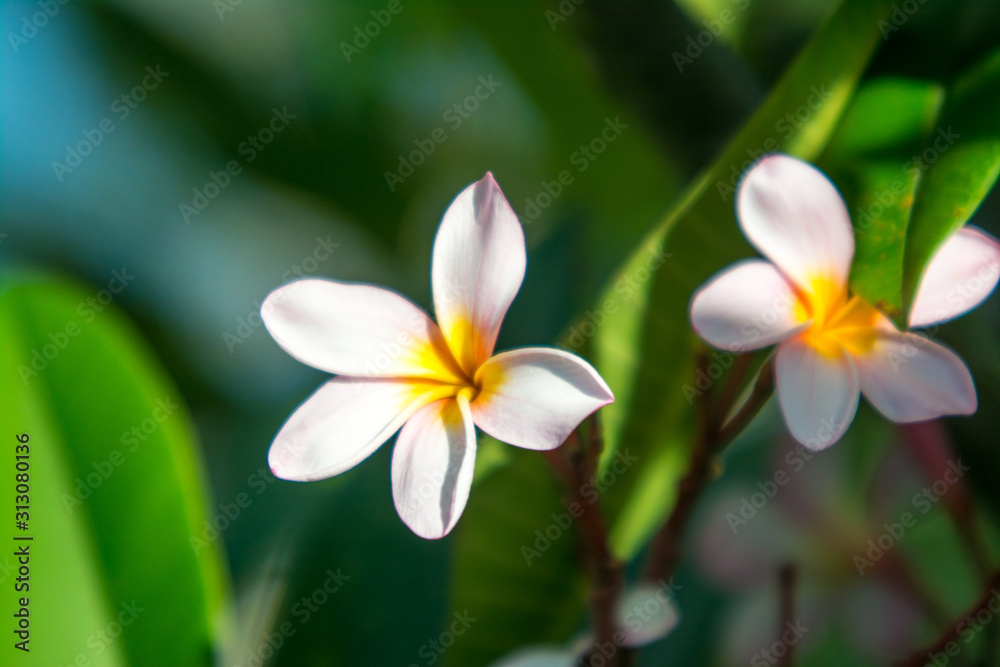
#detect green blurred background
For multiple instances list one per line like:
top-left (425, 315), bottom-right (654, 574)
top-left (3, 0), bottom-right (1000, 665)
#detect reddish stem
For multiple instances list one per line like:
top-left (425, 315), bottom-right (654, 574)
top-left (642, 359), bottom-right (775, 583)
top-left (894, 571), bottom-right (1000, 667)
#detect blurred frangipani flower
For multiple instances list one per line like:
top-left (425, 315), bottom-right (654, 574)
top-left (489, 581), bottom-right (681, 666)
top-left (261, 172), bottom-right (613, 538)
top-left (691, 154), bottom-right (1000, 449)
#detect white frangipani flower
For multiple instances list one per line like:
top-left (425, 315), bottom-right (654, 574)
top-left (690, 154), bottom-right (1000, 449)
top-left (261, 173), bottom-right (614, 539)
top-left (487, 582), bottom-right (680, 666)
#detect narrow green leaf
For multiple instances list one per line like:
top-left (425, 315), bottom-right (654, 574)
top-left (900, 48), bottom-right (1000, 322)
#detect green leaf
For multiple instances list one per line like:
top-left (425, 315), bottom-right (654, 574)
top-left (825, 48), bottom-right (1000, 326)
top-left (443, 0), bottom-right (894, 664)
top-left (819, 78), bottom-right (944, 319)
top-left (900, 48), bottom-right (1000, 321)
top-left (447, 449), bottom-right (585, 664)
top-left (0, 273), bottom-right (230, 666)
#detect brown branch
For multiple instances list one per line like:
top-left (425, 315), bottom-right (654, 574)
top-left (543, 416), bottom-right (630, 667)
top-left (894, 571), bottom-right (1000, 667)
top-left (778, 564), bottom-right (797, 667)
top-left (642, 359), bottom-right (776, 583)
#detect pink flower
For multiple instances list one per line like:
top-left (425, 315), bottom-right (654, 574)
top-left (690, 154), bottom-right (999, 449)
top-left (261, 173), bottom-right (613, 538)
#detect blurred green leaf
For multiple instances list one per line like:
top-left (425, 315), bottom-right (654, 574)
top-left (0, 273), bottom-right (229, 666)
top-left (446, 449), bottom-right (585, 665)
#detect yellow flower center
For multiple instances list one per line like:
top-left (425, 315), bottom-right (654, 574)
top-left (794, 276), bottom-right (882, 357)
top-left (408, 314), bottom-right (497, 406)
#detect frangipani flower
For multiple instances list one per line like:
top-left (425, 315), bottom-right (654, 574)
top-left (261, 173), bottom-right (613, 539)
top-left (488, 582), bottom-right (680, 666)
top-left (691, 154), bottom-right (1000, 448)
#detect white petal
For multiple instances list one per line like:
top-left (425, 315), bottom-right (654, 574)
top-left (470, 348), bottom-right (614, 451)
top-left (489, 648), bottom-right (578, 667)
top-left (261, 279), bottom-right (466, 383)
top-left (615, 583), bottom-right (680, 647)
top-left (432, 173), bottom-right (526, 376)
top-left (737, 154), bottom-right (854, 295)
top-left (909, 226), bottom-right (1000, 328)
top-left (268, 377), bottom-right (453, 482)
top-left (392, 397), bottom-right (477, 539)
top-left (775, 337), bottom-right (860, 450)
top-left (690, 259), bottom-right (810, 351)
top-left (855, 331), bottom-right (977, 422)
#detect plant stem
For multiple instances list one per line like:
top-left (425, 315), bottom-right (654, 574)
top-left (894, 571), bottom-right (1000, 667)
top-left (543, 416), bottom-right (630, 667)
top-left (642, 358), bottom-right (775, 583)
top-left (778, 563), bottom-right (797, 667)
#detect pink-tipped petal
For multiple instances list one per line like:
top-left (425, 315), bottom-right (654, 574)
top-left (909, 226), bottom-right (1000, 328)
top-left (776, 337), bottom-right (860, 450)
top-left (470, 348), bottom-right (613, 451)
top-left (855, 331), bottom-right (977, 422)
top-left (261, 279), bottom-right (466, 383)
top-left (737, 154), bottom-right (854, 295)
top-left (392, 397), bottom-right (477, 540)
top-left (268, 378), bottom-right (451, 482)
top-left (691, 259), bottom-right (810, 351)
top-left (432, 173), bottom-right (527, 376)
